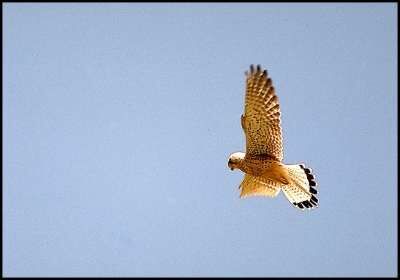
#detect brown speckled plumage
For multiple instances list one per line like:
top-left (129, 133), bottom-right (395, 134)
top-left (228, 65), bottom-right (318, 210)
top-left (243, 65), bottom-right (283, 161)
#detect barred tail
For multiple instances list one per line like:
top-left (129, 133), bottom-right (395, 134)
top-left (282, 164), bottom-right (318, 210)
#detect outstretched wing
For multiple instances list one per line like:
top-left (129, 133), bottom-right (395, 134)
top-left (239, 174), bottom-right (281, 198)
top-left (242, 65), bottom-right (283, 161)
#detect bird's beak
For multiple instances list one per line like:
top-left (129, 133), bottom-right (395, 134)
top-left (228, 161), bottom-right (234, 171)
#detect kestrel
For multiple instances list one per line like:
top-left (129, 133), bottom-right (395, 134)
top-left (228, 65), bottom-right (318, 210)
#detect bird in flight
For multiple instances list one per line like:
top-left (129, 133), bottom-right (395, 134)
top-left (228, 65), bottom-right (318, 210)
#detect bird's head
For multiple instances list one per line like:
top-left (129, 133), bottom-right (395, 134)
top-left (228, 152), bottom-right (245, 171)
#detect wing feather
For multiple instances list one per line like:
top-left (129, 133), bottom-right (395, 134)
top-left (239, 174), bottom-right (281, 198)
top-left (242, 65), bottom-right (283, 161)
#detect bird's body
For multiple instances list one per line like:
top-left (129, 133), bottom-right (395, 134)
top-left (236, 154), bottom-right (289, 184)
top-left (228, 65), bottom-right (318, 210)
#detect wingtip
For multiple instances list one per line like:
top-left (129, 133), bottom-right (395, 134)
top-left (262, 69), bottom-right (268, 78)
top-left (249, 64), bottom-right (254, 74)
top-left (247, 64), bottom-right (269, 77)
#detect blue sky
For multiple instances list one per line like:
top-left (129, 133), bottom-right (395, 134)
top-left (3, 3), bottom-right (397, 277)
